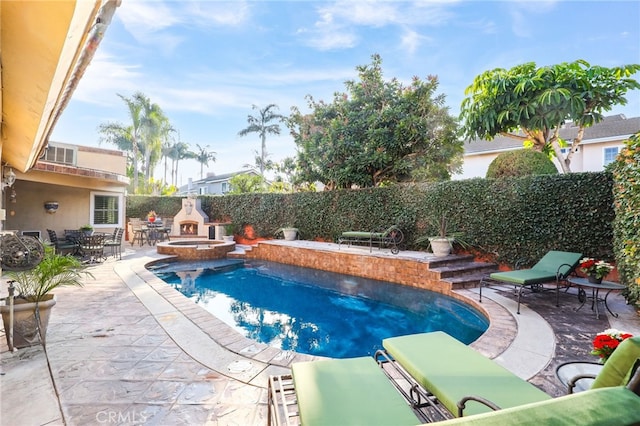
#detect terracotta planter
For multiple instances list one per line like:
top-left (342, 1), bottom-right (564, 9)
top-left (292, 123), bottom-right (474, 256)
top-left (0, 294), bottom-right (56, 348)
top-left (429, 237), bottom-right (453, 257)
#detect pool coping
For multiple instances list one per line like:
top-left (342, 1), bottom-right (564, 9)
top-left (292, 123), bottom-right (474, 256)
top-left (125, 249), bottom-right (554, 387)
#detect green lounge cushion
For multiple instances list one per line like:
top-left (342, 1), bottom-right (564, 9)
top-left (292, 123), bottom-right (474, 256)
top-left (292, 357), bottom-right (418, 426)
top-left (592, 336), bottom-right (640, 389)
top-left (341, 231), bottom-right (383, 238)
top-left (383, 332), bottom-right (551, 417)
top-left (489, 250), bottom-right (582, 285)
top-left (431, 386), bottom-right (640, 425)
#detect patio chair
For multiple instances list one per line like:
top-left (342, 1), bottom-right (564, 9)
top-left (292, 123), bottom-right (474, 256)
top-left (374, 331), bottom-right (551, 420)
top-left (129, 218), bottom-right (148, 247)
top-left (104, 227), bottom-right (124, 260)
top-left (46, 229), bottom-right (78, 255)
top-left (338, 225), bottom-right (404, 254)
top-left (479, 250), bottom-right (582, 314)
top-left (78, 234), bottom-right (106, 263)
top-left (556, 336), bottom-right (640, 394)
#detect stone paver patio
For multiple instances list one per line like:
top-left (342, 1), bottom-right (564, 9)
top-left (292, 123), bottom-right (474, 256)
top-left (1, 241), bottom-right (639, 425)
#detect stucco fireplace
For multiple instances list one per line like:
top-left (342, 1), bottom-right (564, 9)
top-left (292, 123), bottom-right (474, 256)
top-left (172, 197), bottom-right (210, 238)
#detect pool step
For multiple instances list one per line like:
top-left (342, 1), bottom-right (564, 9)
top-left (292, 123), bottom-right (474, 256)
top-left (429, 258), bottom-right (498, 290)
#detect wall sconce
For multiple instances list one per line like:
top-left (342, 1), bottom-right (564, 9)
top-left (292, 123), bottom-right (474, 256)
top-left (44, 201), bottom-right (59, 214)
top-left (2, 166), bottom-right (16, 191)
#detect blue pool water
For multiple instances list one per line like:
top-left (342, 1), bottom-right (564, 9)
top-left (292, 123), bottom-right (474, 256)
top-left (151, 259), bottom-right (488, 358)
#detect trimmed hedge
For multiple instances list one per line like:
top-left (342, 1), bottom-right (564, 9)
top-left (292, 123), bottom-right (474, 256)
top-left (127, 172), bottom-right (614, 268)
top-left (486, 149), bottom-right (559, 178)
top-left (612, 131), bottom-right (640, 307)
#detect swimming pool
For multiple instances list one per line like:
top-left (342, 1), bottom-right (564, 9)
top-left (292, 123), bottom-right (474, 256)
top-left (151, 259), bottom-right (488, 358)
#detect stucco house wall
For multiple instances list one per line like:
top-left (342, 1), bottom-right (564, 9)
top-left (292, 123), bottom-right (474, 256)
top-left (454, 115), bottom-right (639, 180)
top-left (3, 143), bottom-right (128, 239)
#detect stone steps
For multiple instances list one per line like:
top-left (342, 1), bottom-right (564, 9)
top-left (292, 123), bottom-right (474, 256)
top-left (428, 256), bottom-right (499, 290)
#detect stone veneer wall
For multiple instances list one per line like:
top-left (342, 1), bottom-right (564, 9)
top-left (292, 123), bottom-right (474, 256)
top-left (156, 241), bottom-right (235, 260)
top-left (244, 241), bottom-right (453, 295)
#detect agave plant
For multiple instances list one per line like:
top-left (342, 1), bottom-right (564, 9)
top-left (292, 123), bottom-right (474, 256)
top-left (6, 244), bottom-right (92, 302)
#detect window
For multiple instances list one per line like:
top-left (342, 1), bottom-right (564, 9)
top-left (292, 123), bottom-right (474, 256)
top-left (44, 144), bottom-right (76, 165)
top-left (603, 146), bottom-right (621, 166)
top-left (90, 192), bottom-right (123, 228)
top-left (221, 182), bottom-right (230, 193)
top-left (199, 186), bottom-right (208, 195)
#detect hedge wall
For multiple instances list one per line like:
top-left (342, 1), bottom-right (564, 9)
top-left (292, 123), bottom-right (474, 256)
top-left (127, 172), bottom-right (614, 268)
top-left (612, 131), bottom-right (640, 307)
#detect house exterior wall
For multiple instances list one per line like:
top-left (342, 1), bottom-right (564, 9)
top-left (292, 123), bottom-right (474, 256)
top-left (3, 180), bottom-right (122, 239)
top-left (2, 143), bottom-right (128, 238)
top-left (455, 136), bottom-right (630, 180)
top-left (77, 145), bottom-right (127, 174)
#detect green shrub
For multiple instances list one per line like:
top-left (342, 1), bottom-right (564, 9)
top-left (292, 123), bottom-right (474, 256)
top-left (486, 149), bottom-right (559, 178)
top-left (612, 131), bottom-right (640, 308)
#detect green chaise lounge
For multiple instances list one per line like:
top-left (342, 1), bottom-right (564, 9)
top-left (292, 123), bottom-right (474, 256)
top-left (338, 225), bottom-right (404, 254)
top-left (268, 356), bottom-right (420, 426)
top-left (269, 332), bottom-right (640, 425)
top-left (432, 378), bottom-right (640, 425)
top-left (479, 250), bottom-right (582, 314)
top-left (376, 331), bottom-right (551, 419)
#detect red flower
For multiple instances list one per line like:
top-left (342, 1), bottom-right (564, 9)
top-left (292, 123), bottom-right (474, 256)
top-left (591, 329), bottom-right (633, 363)
top-left (580, 259), bottom-right (596, 269)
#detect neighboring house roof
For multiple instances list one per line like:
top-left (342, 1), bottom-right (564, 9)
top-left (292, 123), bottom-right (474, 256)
top-left (196, 169), bottom-right (260, 185)
top-left (178, 169), bottom-right (260, 193)
top-left (465, 115), bottom-right (640, 154)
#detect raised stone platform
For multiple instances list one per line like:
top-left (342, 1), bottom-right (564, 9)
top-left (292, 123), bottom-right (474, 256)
top-left (156, 239), bottom-right (235, 260)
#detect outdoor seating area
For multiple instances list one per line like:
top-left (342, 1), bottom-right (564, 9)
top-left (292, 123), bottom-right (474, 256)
top-left (129, 218), bottom-right (172, 247)
top-left (46, 228), bottom-right (124, 263)
top-left (479, 250), bottom-right (583, 314)
top-left (268, 331), bottom-right (640, 426)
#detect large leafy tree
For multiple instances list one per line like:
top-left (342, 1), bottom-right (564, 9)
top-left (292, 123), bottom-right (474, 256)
top-left (287, 54), bottom-right (461, 189)
top-left (195, 144), bottom-right (217, 179)
top-left (460, 60), bottom-right (640, 173)
top-left (238, 104), bottom-right (283, 177)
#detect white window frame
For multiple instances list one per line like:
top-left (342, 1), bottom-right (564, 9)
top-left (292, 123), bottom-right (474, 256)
top-left (199, 186), bottom-right (208, 195)
top-left (90, 191), bottom-right (124, 229)
top-left (603, 145), bottom-right (623, 166)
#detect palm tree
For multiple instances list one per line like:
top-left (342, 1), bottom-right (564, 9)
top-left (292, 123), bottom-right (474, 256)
top-left (171, 142), bottom-right (195, 187)
top-left (99, 92), bottom-right (172, 194)
top-left (195, 144), bottom-right (217, 179)
top-left (238, 104), bottom-right (283, 177)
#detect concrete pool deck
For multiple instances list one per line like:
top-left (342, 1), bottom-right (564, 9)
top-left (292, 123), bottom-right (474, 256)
top-left (1, 241), bottom-right (639, 425)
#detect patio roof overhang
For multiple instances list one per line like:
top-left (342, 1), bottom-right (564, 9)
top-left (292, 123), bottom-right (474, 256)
top-left (0, 0), bottom-right (120, 174)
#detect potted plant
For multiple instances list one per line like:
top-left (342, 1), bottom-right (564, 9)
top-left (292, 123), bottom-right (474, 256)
top-left (0, 245), bottom-right (92, 349)
top-left (222, 223), bottom-right (236, 242)
top-left (276, 226), bottom-right (299, 241)
top-left (416, 212), bottom-right (469, 257)
top-left (79, 224), bottom-right (94, 236)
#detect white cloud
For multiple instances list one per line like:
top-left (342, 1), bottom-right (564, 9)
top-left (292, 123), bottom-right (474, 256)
top-left (116, 0), bottom-right (250, 52)
top-left (71, 52), bottom-right (143, 106)
top-left (401, 28), bottom-right (429, 55)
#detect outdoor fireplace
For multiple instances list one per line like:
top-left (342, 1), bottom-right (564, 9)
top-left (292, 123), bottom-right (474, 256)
top-left (180, 222), bottom-right (198, 235)
top-left (172, 196), bottom-right (210, 238)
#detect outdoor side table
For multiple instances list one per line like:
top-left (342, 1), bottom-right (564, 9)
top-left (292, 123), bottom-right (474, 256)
top-left (568, 277), bottom-right (626, 319)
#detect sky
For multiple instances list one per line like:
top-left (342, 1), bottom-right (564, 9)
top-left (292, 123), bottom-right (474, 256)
top-left (51, 0), bottom-right (640, 187)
